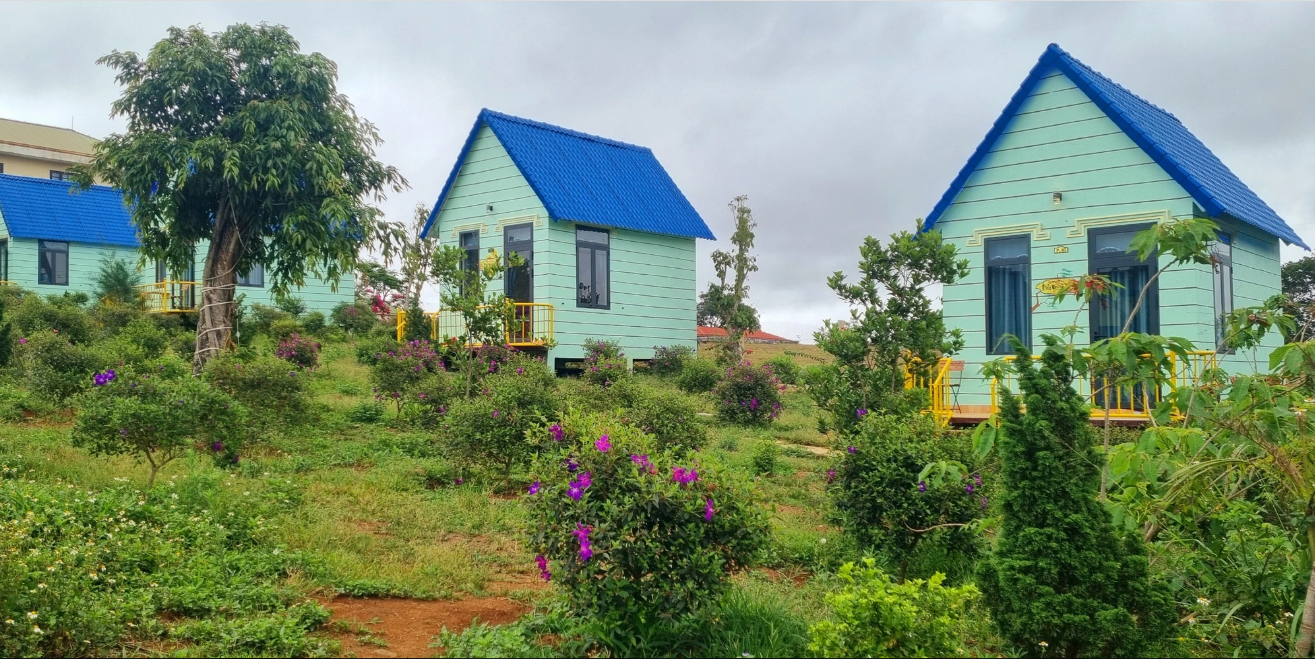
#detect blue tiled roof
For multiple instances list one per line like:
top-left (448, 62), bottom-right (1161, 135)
top-left (0, 174), bottom-right (138, 247)
top-left (423, 109), bottom-right (714, 240)
top-left (925, 44), bottom-right (1307, 249)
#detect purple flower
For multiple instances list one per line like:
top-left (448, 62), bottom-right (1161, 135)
top-left (630, 454), bottom-right (652, 470)
top-left (965, 483), bottom-right (975, 494)
top-left (17, 338), bottom-right (26, 345)
top-left (826, 469), bottom-right (836, 483)
top-left (749, 398), bottom-right (760, 411)
top-left (119, 428), bottom-right (128, 436)
top-left (528, 480), bottom-right (540, 495)
top-left (595, 434), bottom-right (611, 453)
top-left (672, 466), bottom-right (699, 486)
top-left (212, 441), bottom-right (223, 452)
top-left (493, 410), bottom-right (499, 418)
top-left (454, 477), bottom-right (464, 486)
top-left (917, 481), bottom-right (927, 492)
top-left (567, 471), bottom-right (592, 501)
top-left (573, 524), bottom-right (593, 562)
top-left (289, 371), bottom-right (297, 377)
top-left (974, 474), bottom-right (982, 487)
top-left (980, 496), bottom-right (988, 509)
top-left (517, 367), bottom-right (524, 375)
top-left (704, 498), bottom-right (716, 521)
top-left (565, 458), bottom-right (579, 472)
top-left (847, 446), bottom-right (857, 454)
top-left (856, 408), bottom-right (868, 418)
top-left (549, 424), bottom-right (564, 442)
top-left (535, 555), bottom-right (551, 581)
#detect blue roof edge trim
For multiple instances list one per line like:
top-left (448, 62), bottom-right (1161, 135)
top-left (923, 43), bottom-right (1307, 250)
top-left (421, 112), bottom-right (487, 240)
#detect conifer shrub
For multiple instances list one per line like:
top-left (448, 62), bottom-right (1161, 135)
top-left (204, 353), bottom-right (311, 438)
top-left (677, 357), bottom-right (720, 393)
top-left (525, 410), bottom-right (769, 644)
top-left (649, 344), bottom-right (694, 376)
top-left (977, 341), bottom-right (1176, 658)
top-left (274, 333), bottom-right (321, 369)
top-left (830, 414), bottom-right (982, 577)
top-left (808, 559), bottom-right (978, 658)
top-left (713, 361), bottom-right (783, 425)
top-left (72, 370), bottom-right (246, 485)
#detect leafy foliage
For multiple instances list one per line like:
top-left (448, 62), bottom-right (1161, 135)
top-left (204, 353), bottom-right (312, 439)
top-left (72, 371), bottom-right (246, 486)
top-left (713, 361), bottom-right (782, 426)
top-left (439, 356), bottom-right (559, 474)
top-left (368, 339), bottom-right (445, 415)
top-left (275, 333), bottom-right (321, 370)
top-left (331, 300), bottom-right (378, 334)
top-left (977, 340), bottom-right (1175, 658)
top-left (764, 354), bottom-right (800, 385)
top-left (623, 386), bottom-right (707, 452)
top-left (831, 414), bottom-right (982, 578)
top-left (648, 344), bottom-right (693, 376)
top-left (809, 225), bottom-right (967, 434)
top-left (676, 358), bottom-right (720, 393)
top-left (704, 196), bottom-right (760, 364)
top-left (525, 411), bottom-right (769, 646)
top-left (91, 254), bottom-right (143, 305)
top-left (75, 23), bottom-right (405, 370)
top-left (808, 559), bottom-right (978, 659)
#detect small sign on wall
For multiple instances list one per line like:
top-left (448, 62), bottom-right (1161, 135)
top-left (1054, 246), bottom-right (1070, 254)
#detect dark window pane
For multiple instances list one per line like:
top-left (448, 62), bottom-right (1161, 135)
top-left (1093, 230), bottom-right (1139, 255)
top-left (459, 231), bottom-right (479, 249)
top-left (1093, 264), bottom-right (1154, 340)
top-left (577, 246), bottom-right (593, 305)
top-left (237, 262), bottom-right (264, 287)
top-left (594, 249), bottom-right (609, 308)
top-left (986, 263), bottom-right (1030, 353)
top-left (505, 224), bottom-right (533, 243)
top-left (986, 236), bottom-right (1029, 262)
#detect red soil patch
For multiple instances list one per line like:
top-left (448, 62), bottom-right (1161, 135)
top-left (323, 596), bottom-right (530, 658)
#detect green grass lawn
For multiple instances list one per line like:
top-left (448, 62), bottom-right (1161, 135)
top-left (1, 345), bottom-right (850, 657)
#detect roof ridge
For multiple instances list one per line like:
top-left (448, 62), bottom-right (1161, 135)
top-left (0, 172), bottom-right (115, 192)
top-left (481, 109), bottom-right (651, 153)
top-left (1045, 45), bottom-right (1180, 125)
top-left (0, 116), bottom-right (99, 143)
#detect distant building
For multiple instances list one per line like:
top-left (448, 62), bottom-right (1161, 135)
top-left (697, 326), bottom-right (797, 344)
top-left (0, 117), bottom-right (96, 181)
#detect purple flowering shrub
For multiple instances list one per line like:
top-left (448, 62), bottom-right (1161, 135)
top-left (15, 331), bottom-right (113, 402)
top-left (368, 339), bottom-right (445, 415)
top-left (712, 361), bottom-right (783, 426)
top-left (204, 353), bottom-right (312, 438)
top-left (439, 355), bottom-right (560, 474)
top-left (72, 370), bottom-right (246, 486)
top-left (274, 333), bottom-right (321, 369)
top-left (525, 410), bottom-right (769, 637)
top-left (649, 344), bottom-right (694, 376)
top-left (829, 413), bottom-right (983, 574)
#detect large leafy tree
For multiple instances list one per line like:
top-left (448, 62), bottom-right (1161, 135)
top-left (1282, 255), bottom-right (1315, 341)
top-left (73, 24), bottom-right (405, 371)
top-left (704, 195), bottom-right (759, 364)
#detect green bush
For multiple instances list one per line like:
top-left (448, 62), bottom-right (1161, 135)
top-left (440, 357), bottom-right (559, 474)
top-left (978, 342), bottom-right (1176, 658)
top-left (355, 333), bottom-right (398, 366)
top-left (677, 358), bottom-right (720, 393)
top-left (0, 382), bottom-right (48, 422)
top-left (411, 373), bottom-right (455, 427)
top-left (714, 361), bottom-right (783, 426)
top-left (204, 353), bottom-right (312, 439)
top-left (248, 303), bottom-right (294, 337)
top-left (808, 559), bottom-right (978, 658)
top-left (302, 311), bottom-right (327, 334)
top-left (16, 332), bottom-right (109, 402)
top-left (268, 318), bottom-right (305, 342)
top-left (831, 414), bottom-right (982, 576)
top-left (91, 254), bottom-right (142, 305)
top-left (116, 317), bottom-right (170, 357)
top-left (765, 354), bottom-right (801, 385)
top-left (649, 344), bottom-right (693, 376)
top-left (332, 300), bottom-right (378, 334)
top-left (583, 338), bottom-right (624, 361)
top-left (346, 400), bottom-right (386, 424)
top-left (275, 296), bottom-right (308, 317)
top-left (400, 304), bottom-right (432, 343)
top-left (369, 339), bottom-right (445, 415)
top-left (625, 386), bottom-right (707, 452)
top-left (750, 442), bottom-right (779, 476)
top-left (12, 293), bottom-right (95, 344)
top-left (72, 371), bottom-right (246, 485)
top-left (0, 476), bottom-right (331, 657)
top-left (275, 333), bottom-right (321, 369)
top-left (525, 411), bottom-right (769, 645)
top-left (169, 330), bottom-right (196, 360)
top-left (580, 340), bottom-right (630, 389)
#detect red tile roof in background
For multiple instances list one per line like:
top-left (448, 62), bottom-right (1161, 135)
top-left (696, 326), bottom-right (794, 343)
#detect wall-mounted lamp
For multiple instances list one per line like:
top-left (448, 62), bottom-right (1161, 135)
top-left (1052, 192), bottom-right (1063, 205)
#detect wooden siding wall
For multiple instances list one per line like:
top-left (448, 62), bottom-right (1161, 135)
top-left (935, 65), bottom-right (1282, 407)
top-left (431, 124), bottom-right (699, 362)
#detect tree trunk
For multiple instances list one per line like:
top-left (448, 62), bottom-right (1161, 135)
top-left (193, 204), bottom-right (243, 374)
top-left (1294, 525), bottom-right (1315, 657)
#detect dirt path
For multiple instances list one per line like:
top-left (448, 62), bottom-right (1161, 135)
top-left (323, 596), bottom-right (531, 658)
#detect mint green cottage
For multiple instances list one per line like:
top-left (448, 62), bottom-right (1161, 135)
top-left (925, 44), bottom-right (1307, 421)
top-left (0, 173), bottom-right (353, 313)
top-left (421, 110), bottom-right (715, 372)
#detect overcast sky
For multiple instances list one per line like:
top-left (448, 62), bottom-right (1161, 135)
top-left (2, 2), bottom-right (1313, 341)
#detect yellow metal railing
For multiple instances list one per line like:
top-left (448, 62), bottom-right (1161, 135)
top-left (397, 302), bottom-right (554, 348)
top-left (989, 350), bottom-right (1218, 420)
top-left (904, 357), bottom-right (954, 428)
top-left (136, 280), bottom-right (198, 313)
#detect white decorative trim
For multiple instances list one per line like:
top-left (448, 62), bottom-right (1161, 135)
top-left (1065, 210), bottom-right (1171, 238)
top-left (449, 222), bottom-right (489, 239)
top-left (966, 222), bottom-right (1051, 247)
top-left (494, 214), bottom-right (542, 233)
